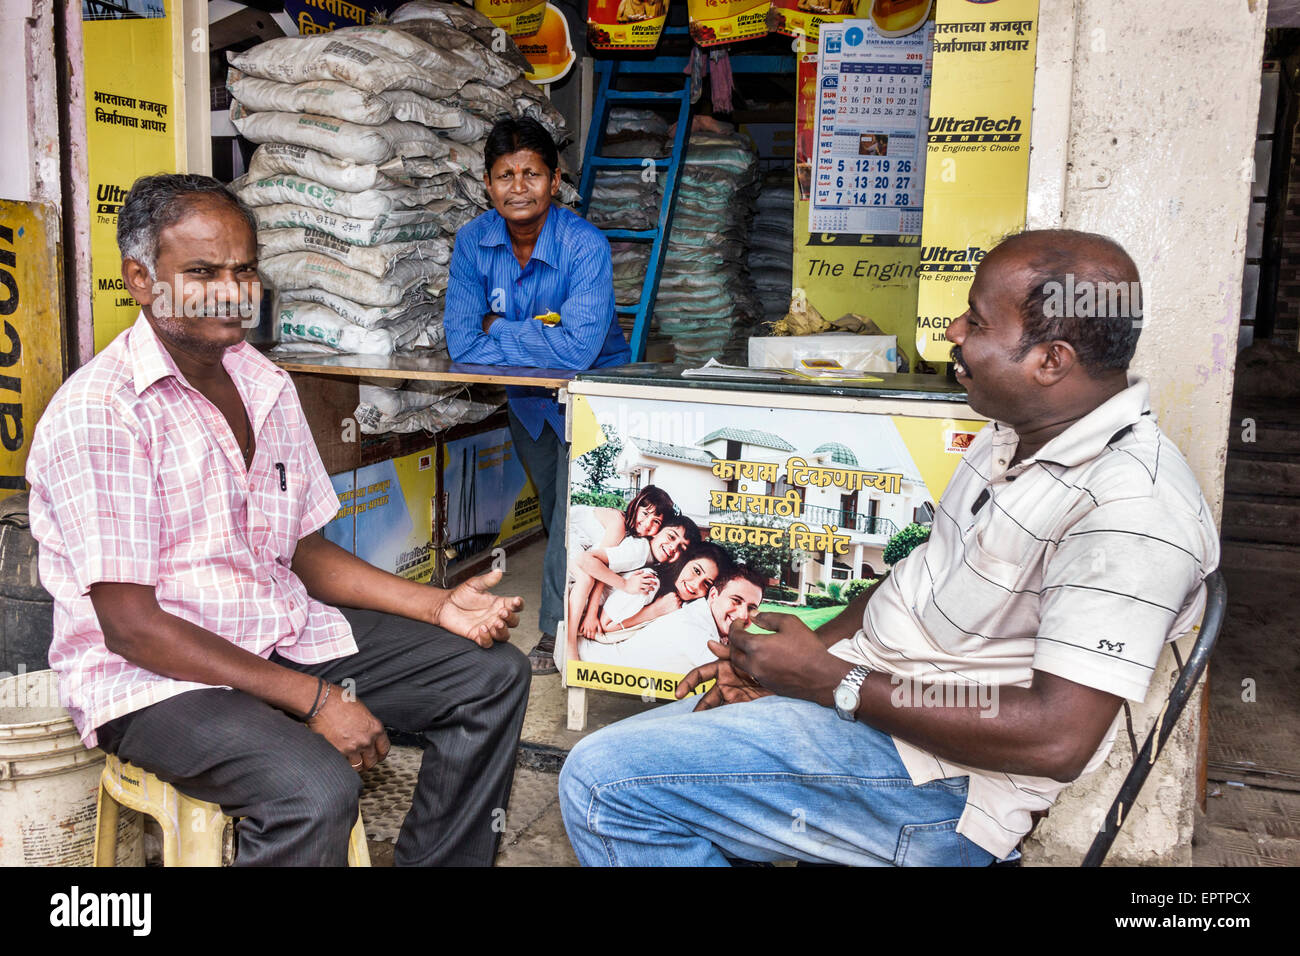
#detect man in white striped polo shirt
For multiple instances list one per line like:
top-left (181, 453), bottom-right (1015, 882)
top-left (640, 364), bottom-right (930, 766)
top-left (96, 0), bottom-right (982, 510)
top-left (559, 230), bottom-right (1220, 866)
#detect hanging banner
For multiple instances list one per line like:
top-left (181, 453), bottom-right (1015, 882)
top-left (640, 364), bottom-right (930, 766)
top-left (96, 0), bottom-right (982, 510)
top-left (793, 36), bottom-right (923, 367)
top-left (686, 0), bottom-right (770, 47)
top-left (475, 0), bottom-right (546, 37)
top-left (284, 0), bottom-right (371, 34)
top-left (0, 201), bottom-right (65, 498)
top-left (517, 3), bottom-right (576, 83)
top-left (563, 392), bottom-right (982, 699)
top-left (586, 0), bottom-right (669, 50)
top-left (809, 18), bottom-right (933, 236)
top-left (915, 0), bottom-right (1039, 363)
top-left (769, 0), bottom-right (930, 42)
top-left (82, 1), bottom-right (185, 354)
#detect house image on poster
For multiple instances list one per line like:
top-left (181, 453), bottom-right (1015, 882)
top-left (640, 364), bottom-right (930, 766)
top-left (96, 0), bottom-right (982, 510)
top-left (612, 421), bottom-right (934, 597)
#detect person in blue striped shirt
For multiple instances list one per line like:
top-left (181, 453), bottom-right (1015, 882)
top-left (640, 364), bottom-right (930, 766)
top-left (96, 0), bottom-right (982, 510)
top-left (445, 117), bottom-right (631, 675)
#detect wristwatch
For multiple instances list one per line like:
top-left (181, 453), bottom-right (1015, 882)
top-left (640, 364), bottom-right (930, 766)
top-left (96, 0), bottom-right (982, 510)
top-left (834, 664), bottom-right (872, 721)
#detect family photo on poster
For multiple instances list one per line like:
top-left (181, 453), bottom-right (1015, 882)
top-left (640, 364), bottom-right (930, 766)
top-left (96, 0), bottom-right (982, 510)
top-left (562, 395), bottom-right (967, 699)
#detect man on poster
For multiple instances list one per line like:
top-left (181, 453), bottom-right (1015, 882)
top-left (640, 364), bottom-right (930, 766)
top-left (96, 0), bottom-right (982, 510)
top-left (27, 174), bottom-right (530, 866)
top-left (559, 230), bottom-right (1220, 866)
top-left (578, 566), bottom-right (766, 674)
top-left (444, 117), bottom-right (630, 676)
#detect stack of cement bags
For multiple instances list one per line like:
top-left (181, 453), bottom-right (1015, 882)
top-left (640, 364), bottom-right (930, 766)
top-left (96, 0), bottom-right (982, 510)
top-left (586, 115), bottom-right (762, 362)
top-left (654, 131), bottom-right (762, 363)
top-left (748, 170), bottom-right (795, 331)
top-left (225, 6), bottom-right (568, 356)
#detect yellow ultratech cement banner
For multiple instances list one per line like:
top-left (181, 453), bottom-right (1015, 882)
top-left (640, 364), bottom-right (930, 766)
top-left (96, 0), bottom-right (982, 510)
top-left (914, 0), bottom-right (1038, 362)
top-left (83, 1), bottom-right (186, 354)
top-left (475, 0), bottom-right (546, 37)
top-left (587, 0), bottom-right (669, 50)
top-left (687, 0), bottom-right (771, 46)
top-left (793, 39), bottom-right (923, 367)
top-left (0, 202), bottom-right (65, 498)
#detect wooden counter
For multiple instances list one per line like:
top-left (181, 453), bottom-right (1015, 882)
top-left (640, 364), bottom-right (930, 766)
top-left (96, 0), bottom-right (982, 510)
top-left (271, 351), bottom-right (576, 389)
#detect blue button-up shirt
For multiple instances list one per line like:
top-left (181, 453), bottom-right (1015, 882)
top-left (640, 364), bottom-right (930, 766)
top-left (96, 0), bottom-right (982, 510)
top-left (444, 204), bottom-right (630, 440)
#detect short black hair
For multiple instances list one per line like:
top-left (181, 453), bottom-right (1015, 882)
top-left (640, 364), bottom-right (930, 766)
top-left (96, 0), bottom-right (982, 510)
top-left (997, 229), bottom-right (1143, 376)
top-left (117, 173), bottom-right (257, 277)
top-left (659, 512), bottom-right (700, 543)
top-left (483, 117), bottom-right (559, 176)
top-left (713, 564), bottom-right (767, 596)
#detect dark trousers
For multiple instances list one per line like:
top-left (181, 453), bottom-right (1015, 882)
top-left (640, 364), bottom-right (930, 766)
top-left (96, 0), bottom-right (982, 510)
top-left (507, 406), bottom-right (569, 636)
top-left (96, 607), bottom-right (531, 866)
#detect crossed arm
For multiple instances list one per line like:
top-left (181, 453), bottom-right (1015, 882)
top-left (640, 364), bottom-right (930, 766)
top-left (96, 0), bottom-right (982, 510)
top-left (90, 533), bottom-right (522, 771)
top-left (678, 581), bottom-right (1124, 783)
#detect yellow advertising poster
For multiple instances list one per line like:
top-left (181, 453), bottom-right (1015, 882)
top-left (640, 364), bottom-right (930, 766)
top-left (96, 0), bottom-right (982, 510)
top-left (83, 1), bottom-right (186, 354)
top-left (475, 0), bottom-right (547, 37)
top-left (687, 0), bottom-right (770, 46)
top-left (768, 0), bottom-right (862, 42)
top-left (793, 39), bottom-right (923, 367)
top-left (587, 0), bottom-right (669, 50)
top-left (563, 392), bottom-right (982, 699)
top-left (769, 0), bottom-right (931, 41)
top-left (0, 202), bottom-right (65, 498)
top-left (914, 0), bottom-right (1038, 362)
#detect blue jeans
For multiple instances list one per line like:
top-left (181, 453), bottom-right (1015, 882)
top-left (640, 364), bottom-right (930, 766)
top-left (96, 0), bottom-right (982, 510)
top-left (559, 695), bottom-right (996, 867)
top-left (507, 405), bottom-right (568, 636)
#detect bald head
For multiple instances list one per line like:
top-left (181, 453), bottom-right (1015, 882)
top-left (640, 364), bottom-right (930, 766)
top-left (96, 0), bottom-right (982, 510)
top-left (988, 229), bottom-right (1143, 376)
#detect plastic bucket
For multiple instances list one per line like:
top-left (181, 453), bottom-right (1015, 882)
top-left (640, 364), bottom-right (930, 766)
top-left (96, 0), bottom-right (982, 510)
top-left (0, 668), bottom-right (142, 866)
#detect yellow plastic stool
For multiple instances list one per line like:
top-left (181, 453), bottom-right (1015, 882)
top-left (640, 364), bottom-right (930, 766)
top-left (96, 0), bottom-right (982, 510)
top-left (93, 753), bottom-right (370, 866)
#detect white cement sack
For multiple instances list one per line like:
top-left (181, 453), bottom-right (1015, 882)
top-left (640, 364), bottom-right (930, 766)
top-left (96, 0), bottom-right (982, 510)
top-left (278, 301), bottom-right (396, 354)
top-left (354, 382), bottom-right (503, 435)
top-left (251, 202), bottom-right (447, 246)
top-left (261, 251), bottom-right (447, 307)
top-left (379, 90), bottom-right (479, 134)
top-left (258, 228), bottom-right (451, 277)
top-left (247, 143), bottom-right (460, 192)
top-left (228, 34), bottom-right (461, 99)
top-left (227, 71), bottom-right (395, 125)
top-left (248, 143), bottom-right (390, 193)
top-left (449, 81), bottom-right (516, 121)
top-left (231, 105), bottom-right (453, 166)
top-left (384, 21), bottom-right (521, 88)
top-left (281, 286), bottom-right (440, 330)
top-left (389, 2), bottom-right (533, 73)
top-left (232, 173), bottom-right (454, 219)
top-left (332, 25), bottom-right (494, 85)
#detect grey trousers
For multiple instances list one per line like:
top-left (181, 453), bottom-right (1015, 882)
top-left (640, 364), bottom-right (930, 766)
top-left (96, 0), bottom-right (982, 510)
top-left (507, 406), bottom-right (569, 636)
top-left (95, 606), bottom-right (531, 866)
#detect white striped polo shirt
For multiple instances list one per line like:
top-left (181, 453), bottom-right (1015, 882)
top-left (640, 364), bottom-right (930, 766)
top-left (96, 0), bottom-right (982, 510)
top-left (829, 377), bottom-right (1220, 859)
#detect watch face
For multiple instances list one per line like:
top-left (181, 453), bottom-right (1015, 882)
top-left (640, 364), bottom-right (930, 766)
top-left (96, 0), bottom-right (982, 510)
top-left (835, 684), bottom-right (857, 713)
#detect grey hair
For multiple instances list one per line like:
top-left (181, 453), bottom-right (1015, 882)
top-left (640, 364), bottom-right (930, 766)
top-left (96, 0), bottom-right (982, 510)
top-left (117, 173), bottom-right (258, 278)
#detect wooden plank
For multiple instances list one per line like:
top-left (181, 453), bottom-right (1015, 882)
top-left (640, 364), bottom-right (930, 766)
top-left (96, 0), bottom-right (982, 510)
top-left (292, 371), bottom-right (360, 477)
top-left (272, 352), bottom-right (575, 389)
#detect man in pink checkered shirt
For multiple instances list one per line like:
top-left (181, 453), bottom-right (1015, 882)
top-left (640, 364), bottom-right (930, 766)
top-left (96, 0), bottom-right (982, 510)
top-left (26, 174), bottom-right (532, 866)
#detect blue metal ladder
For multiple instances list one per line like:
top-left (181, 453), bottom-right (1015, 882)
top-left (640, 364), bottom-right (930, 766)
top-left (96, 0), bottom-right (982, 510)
top-left (577, 57), bottom-right (692, 363)
top-left (578, 39), bottom-right (797, 361)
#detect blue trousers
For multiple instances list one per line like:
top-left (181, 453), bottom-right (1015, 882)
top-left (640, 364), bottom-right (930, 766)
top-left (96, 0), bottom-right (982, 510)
top-left (559, 695), bottom-right (996, 867)
top-left (507, 406), bottom-right (568, 636)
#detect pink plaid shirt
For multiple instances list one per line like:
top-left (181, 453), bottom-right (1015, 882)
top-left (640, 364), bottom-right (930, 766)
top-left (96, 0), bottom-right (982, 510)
top-left (26, 312), bottom-right (354, 747)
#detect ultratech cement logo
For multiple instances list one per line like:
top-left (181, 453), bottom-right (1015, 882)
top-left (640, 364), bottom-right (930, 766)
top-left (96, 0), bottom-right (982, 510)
top-left (919, 244), bottom-right (988, 273)
top-left (96, 182), bottom-right (129, 216)
top-left (928, 114), bottom-right (1024, 143)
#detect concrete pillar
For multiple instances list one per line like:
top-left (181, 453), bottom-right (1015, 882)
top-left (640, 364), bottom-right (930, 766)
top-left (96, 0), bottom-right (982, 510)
top-left (1021, 0), bottom-right (1263, 864)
